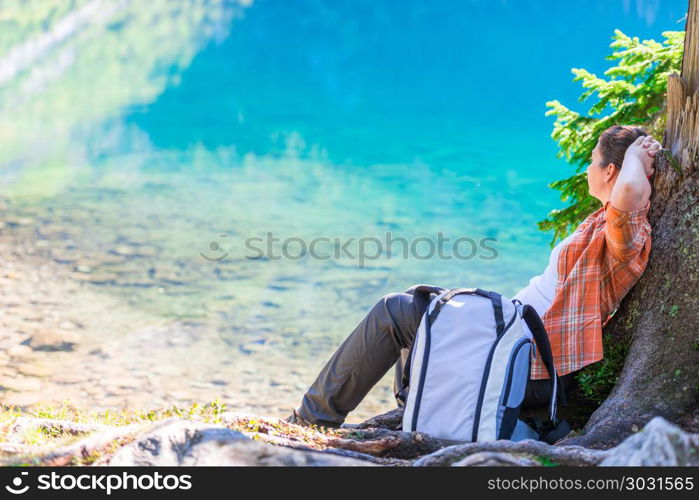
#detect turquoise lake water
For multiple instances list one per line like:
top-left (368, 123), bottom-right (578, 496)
top-left (0, 0), bottom-right (688, 415)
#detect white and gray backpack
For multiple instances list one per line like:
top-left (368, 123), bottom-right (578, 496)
top-left (401, 287), bottom-right (568, 443)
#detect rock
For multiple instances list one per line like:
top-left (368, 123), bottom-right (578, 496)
top-left (52, 372), bottom-right (86, 384)
top-left (1, 391), bottom-right (42, 408)
top-left (116, 378), bottom-right (142, 390)
top-left (28, 329), bottom-right (79, 352)
top-left (452, 451), bottom-right (537, 466)
top-left (112, 245), bottom-right (136, 257)
top-left (16, 364), bottom-right (52, 377)
top-left (51, 250), bottom-right (80, 264)
top-left (111, 245), bottom-right (158, 258)
top-left (58, 320), bottom-right (82, 330)
top-left (79, 273), bottom-right (118, 284)
top-left (108, 419), bottom-right (374, 466)
top-left (136, 246), bottom-right (159, 258)
top-left (0, 375), bottom-right (42, 392)
top-left (5, 217), bottom-right (34, 227)
top-left (600, 417), bottom-right (699, 466)
top-left (82, 384), bottom-right (106, 396)
top-left (7, 345), bottom-right (34, 360)
top-left (15, 310), bottom-right (44, 323)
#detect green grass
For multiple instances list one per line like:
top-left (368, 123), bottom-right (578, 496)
top-left (536, 456), bottom-right (560, 467)
top-left (574, 331), bottom-right (630, 404)
top-left (0, 398), bottom-right (346, 458)
top-left (0, 398), bottom-right (231, 445)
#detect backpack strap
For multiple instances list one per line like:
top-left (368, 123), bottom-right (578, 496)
top-left (487, 290), bottom-right (505, 336)
top-left (398, 310), bottom-right (426, 401)
top-left (520, 303), bottom-right (568, 424)
top-left (397, 285), bottom-right (447, 401)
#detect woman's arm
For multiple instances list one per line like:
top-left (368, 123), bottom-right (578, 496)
top-left (604, 135), bottom-right (656, 263)
top-left (609, 135), bottom-right (659, 212)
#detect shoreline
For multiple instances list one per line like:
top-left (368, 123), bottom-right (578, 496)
top-left (0, 199), bottom-right (394, 422)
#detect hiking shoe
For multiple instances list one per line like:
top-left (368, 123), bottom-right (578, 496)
top-left (284, 409), bottom-right (341, 428)
top-left (284, 409), bottom-right (314, 427)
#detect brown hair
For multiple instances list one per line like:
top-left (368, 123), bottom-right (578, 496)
top-left (597, 125), bottom-right (648, 169)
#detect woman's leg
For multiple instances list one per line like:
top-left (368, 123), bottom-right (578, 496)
top-left (295, 284), bottom-right (442, 427)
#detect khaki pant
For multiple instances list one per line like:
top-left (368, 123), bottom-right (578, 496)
top-left (297, 284), bottom-right (575, 427)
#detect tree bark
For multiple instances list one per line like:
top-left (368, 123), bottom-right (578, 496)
top-left (561, 0), bottom-right (699, 448)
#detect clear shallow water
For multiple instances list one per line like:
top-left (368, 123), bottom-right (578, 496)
top-left (0, 0), bottom-right (687, 417)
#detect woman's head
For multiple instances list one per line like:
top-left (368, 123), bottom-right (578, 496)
top-left (587, 125), bottom-right (648, 202)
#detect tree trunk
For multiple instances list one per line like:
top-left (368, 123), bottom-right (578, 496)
top-left (561, 0), bottom-right (699, 449)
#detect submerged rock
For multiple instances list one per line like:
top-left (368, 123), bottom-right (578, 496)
top-left (27, 329), bottom-right (80, 352)
top-left (0, 375), bottom-right (42, 392)
top-left (6, 345), bottom-right (35, 360)
top-left (5, 217), bottom-right (34, 227)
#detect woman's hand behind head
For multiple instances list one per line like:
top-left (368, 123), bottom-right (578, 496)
top-left (624, 135), bottom-right (661, 177)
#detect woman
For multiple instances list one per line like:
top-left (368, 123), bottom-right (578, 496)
top-left (288, 125), bottom-right (658, 428)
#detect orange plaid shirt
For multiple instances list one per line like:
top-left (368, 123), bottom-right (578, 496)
top-left (530, 200), bottom-right (652, 380)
